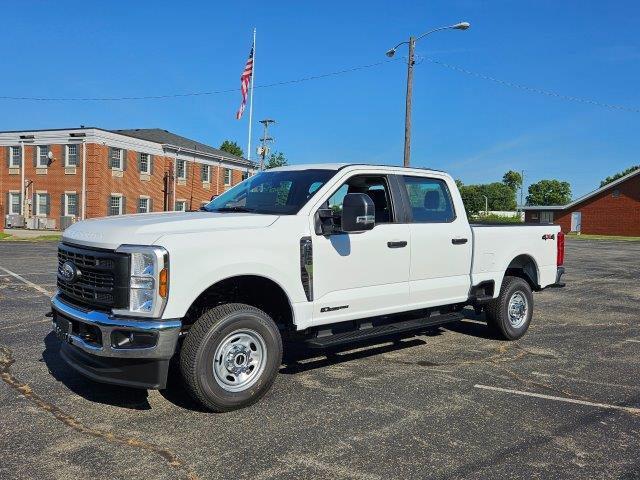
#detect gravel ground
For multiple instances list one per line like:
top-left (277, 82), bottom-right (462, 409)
top-left (1, 239), bottom-right (639, 480)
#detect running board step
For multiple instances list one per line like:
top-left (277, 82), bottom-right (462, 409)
top-left (306, 312), bottom-right (463, 349)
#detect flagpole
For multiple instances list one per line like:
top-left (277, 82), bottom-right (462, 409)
top-left (246, 27), bottom-right (256, 165)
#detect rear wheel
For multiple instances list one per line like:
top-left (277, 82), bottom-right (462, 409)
top-left (180, 303), bottom-right (282, 412)
top-left (485, 276), bottom-right (533, 340)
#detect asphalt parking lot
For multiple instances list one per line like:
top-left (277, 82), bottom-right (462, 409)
top-left (1, 239), bottom-right (639, 480)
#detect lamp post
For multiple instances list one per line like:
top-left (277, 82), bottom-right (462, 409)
top-left (386, 21), bottom-right (470, 167)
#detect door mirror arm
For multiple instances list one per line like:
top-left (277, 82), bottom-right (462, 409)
top-left (314, 206), bottom-right (336, 235)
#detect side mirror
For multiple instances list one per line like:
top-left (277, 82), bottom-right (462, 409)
top-left (341, 193), bottom-right (375, 233)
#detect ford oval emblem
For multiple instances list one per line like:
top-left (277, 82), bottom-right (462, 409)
top-left (60, 261), bottom-right (80, 283)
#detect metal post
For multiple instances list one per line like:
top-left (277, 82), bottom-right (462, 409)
top-left (246, 28), bottom-right (256, 162)
top-left (403, 36), bottom-right (415, 168)
top-left (520, 170), bottom-right (525, 210)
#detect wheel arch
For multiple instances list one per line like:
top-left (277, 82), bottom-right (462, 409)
top-left (503, 254), bottom-right (540, 291)
top-left (183, 274), bottom-right (296, 331)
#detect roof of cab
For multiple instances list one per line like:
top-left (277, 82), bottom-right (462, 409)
top-left (269, 163), bottom-right (447, 176)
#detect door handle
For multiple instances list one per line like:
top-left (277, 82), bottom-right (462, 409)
top-left (387, 241), bottom-right (408, 248)
top-left (451, 238), bottom-right (468, 245)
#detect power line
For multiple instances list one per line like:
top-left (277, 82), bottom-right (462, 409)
top-left (421, 56), bottom-right (640, 114)
top-left (2, 55), bottom-right (638, 115)
top-left (0, 59), bottom-right (400, 102)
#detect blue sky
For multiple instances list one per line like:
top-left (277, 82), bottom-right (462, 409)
top-left (1, 0), bottom-right (639, 198)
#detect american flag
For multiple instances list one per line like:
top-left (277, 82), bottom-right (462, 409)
top-left (236, 44), bottom-right (254, 120)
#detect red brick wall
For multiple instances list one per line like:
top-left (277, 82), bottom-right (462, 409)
top-left (1, 143), bottom-right (248, 227)
top-left (524, 174), bottom-right (640, 236)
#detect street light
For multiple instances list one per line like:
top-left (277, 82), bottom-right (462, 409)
top-left (387, 21), bottom-right (470, 167)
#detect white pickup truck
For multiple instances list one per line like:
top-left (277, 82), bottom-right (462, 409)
top-left (51, 163), bottom-right (565, 411)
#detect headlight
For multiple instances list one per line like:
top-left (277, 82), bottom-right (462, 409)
top-left (113, 245), bottom-right (169, 318)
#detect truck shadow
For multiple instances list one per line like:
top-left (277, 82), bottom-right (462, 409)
top-left (41, 332), bottom-right (153, 410)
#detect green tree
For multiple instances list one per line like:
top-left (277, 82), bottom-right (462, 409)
top-left (459, 184), bottom-right (483, 216)
top-left (502, 170), bottom-right (523, 192)
top-left (219, 140), bottom-right (244, 158)
top-left (459, 182), bottom-right (517, 216)
top-left (526, 180), bottom-right (571, 206)
top-left (600, 165), bottom-right (639, 187)
top-left (265, 151), bottom-right (288, 169)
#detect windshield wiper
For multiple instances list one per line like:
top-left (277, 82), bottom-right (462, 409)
top-left (213, 206), bottom-right (257, 213)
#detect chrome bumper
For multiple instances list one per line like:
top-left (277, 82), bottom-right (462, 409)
top-left (51, 294), bottom-right (181, 360)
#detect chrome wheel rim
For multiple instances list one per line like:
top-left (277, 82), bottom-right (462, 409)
top-left (508, 291), bottom-right (528, 328)
top-left (213, 329), bottom-right (267, 392)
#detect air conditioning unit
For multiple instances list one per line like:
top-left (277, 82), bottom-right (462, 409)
top-left (43, 218), bottom-right (56, 230)
top-left (60, 216), bottom-right (76, 230)
top-left (26, 217), bottom-right (38, 229)
top-left (5, 214), bottom-right (25, 228)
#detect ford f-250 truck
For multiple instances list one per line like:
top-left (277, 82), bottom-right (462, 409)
top-left (51, 163), bottom-right (565, 411)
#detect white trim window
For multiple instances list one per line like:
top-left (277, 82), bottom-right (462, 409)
top-left (109, 194), bottom-right (123, 216)
top-left (224, 168), bottom-right (232, 186)
top-left (175, 200), bottom-right (187, 212)
top-left (8, 192), bottom-right (21, 215)
top-left (138, 197), bottom-right (150, 213)
top-left (37, 146), bottom-right (49, 167)
top-left (201, 164), bottom-right (211, 183)
top-left (64, 193), bottom-right (78, 217)
top-left (36, 193), bottom-right (48, 216)
top-left (110, 148), bottom-right (123, 170)
top-left (140, 153), bottom-right (151, 174)
top-left (176, 160), bottom-right (186, 180)
top-left (66, 145), bottom-right (79, 167)
top-left (10, 146), bottom-right (21, 168)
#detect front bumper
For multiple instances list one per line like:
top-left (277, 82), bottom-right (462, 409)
top-left (51, 294), bottom-right (181, 389)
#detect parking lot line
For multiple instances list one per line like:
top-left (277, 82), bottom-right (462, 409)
top-left (0, 266), bottom-right (53, 297)
top-left (474, 384), bottom-right (640, 415)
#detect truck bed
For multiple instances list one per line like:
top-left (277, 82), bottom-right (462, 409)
top-left (470, 223), bottom-right (561, 292)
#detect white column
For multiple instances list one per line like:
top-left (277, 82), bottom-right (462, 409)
top-left (81, 140), bottom-right (87, 220)
top-left (20, 141), bottom-right (25, 217)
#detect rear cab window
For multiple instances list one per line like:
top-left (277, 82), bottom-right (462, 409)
top-left (402, 175), bottom-right (456, 223)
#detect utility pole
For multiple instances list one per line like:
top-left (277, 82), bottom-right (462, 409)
top-left (386, 22), bottom-right (470, 168)
top-left (403, 36), bottom-right (415, 168)
top-left (258, 119), bottom-right (275, 170)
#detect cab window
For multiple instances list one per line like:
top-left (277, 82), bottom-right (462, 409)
top-left (325, 175), bottom-right (393, 228)
top-left (403, 176), bottom-right (455, 223)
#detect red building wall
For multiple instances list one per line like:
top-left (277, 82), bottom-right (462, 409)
top-left (525, 174), bottom-right (640, 236)
top-left (1, 143), bottom-right (247, 226)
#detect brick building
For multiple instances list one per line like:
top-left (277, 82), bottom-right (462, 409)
top-left (1, 127), bottom-right (255, 229)
top-left (523, 168), bottom-right (640, 236)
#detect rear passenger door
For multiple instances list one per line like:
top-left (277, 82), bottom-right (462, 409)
top-left (399, 175), bottom-right (472, 309)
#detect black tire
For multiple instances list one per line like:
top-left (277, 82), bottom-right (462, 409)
top-left (180, 303), bottom-right (282, 412)
top-left (485, 276), bottom-right (533, 340)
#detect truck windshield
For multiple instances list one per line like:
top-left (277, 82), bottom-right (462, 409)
top-left (203, 169), bottom-right (336, 215)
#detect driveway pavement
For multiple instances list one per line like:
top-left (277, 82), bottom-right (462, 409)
top-left (1, 239), bottom-right (639, 479)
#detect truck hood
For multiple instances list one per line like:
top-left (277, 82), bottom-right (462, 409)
top-left (62, 212), bottom-right (279, 250)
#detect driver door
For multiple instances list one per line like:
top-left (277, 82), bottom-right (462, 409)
top-left (310, 174), bottom-right (410, 326)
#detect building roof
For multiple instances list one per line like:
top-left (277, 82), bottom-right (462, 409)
top-left (523, 167), bottom-right (640, 211)
top-left (111, 128), bottom-right (249, 164)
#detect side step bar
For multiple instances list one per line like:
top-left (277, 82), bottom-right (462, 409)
top-left (305, 311), bottom-right (463, 349)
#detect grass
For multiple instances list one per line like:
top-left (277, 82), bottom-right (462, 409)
top-left (0, 232), bottom-right (62, 242)
top-left (472, 213), bottom-right (523, 224)
top-left (566, 233), bottom-right (640, 242)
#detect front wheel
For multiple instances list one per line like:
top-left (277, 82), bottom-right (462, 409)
top-left (180, 303), bottom-right (282, 412)
top-left (485, 276), bottom-right (533, 340)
